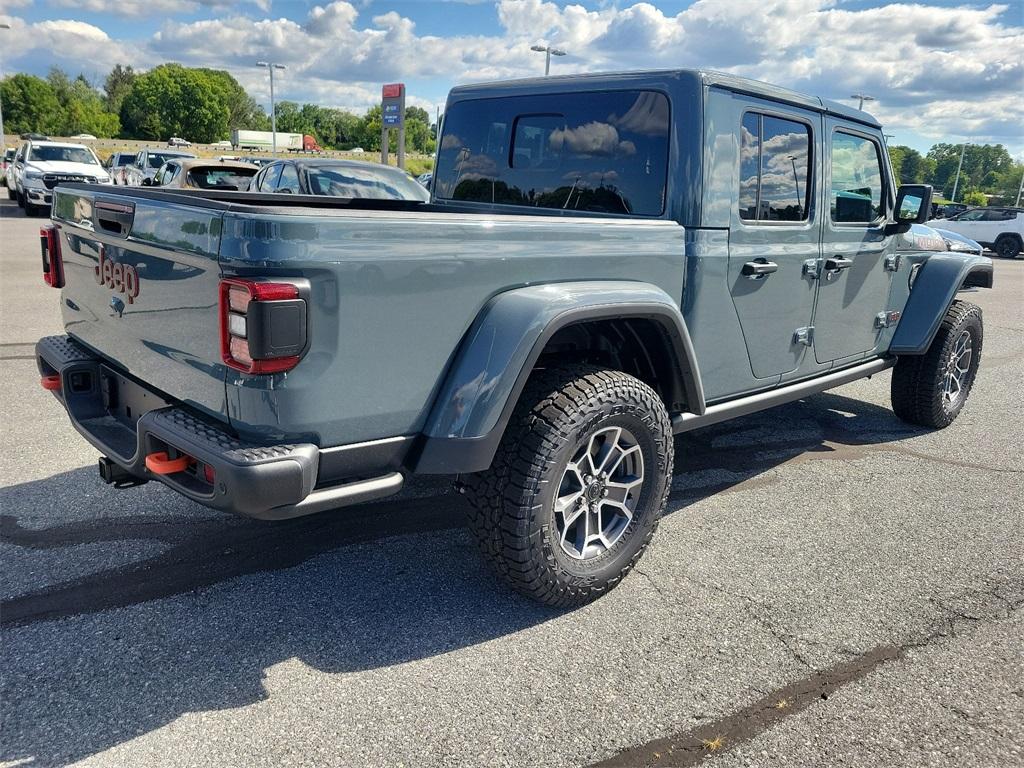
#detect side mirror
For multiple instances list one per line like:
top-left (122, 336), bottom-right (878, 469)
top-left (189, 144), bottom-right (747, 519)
top-left (885, 184), bottom-right (932, 235)
top-left (141, 177), bottom-right (153, 186)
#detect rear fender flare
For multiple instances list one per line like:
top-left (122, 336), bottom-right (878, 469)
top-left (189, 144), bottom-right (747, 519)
top-left (414, 281), bottom-right (704, 475)
top-left (890, 253), bottom-right (993, 355)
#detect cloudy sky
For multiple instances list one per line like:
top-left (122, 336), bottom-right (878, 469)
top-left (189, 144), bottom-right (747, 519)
top-left (0, 0), bottom-right (1021, 155)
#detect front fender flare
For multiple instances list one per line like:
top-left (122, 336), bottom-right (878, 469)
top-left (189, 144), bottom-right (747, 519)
top-left (413, 281), bottom-right (704, 474)
top-left (889, 253), bottom-right (993, 355)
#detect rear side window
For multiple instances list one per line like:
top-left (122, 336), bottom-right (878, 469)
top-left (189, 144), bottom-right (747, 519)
top-left (830, 132), bottom-right (885, 224)
top-left (276, 164), bottom-right (301, 193)
top-left (435, 90), bottom-right (670, 216)
top-left (739, 112), bottom-right (811, 222)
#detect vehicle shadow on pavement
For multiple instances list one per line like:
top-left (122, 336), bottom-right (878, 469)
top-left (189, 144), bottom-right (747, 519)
top-left (0, 390), bottom-right (926, 766)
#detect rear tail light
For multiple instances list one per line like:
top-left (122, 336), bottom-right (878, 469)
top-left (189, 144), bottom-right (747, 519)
top-left (219, 278), bottom-right (308, 374)
top-left (40, 225), bottom-right (64, 288)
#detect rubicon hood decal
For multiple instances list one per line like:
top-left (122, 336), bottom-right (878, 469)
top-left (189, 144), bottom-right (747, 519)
top-left (94, 249), bottom-right (139, 304)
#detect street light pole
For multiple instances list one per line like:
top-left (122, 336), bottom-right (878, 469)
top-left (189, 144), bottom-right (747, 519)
top-left (850, 93), bottom-right (875, 111)
top-left (256, 61), bottom-right (287, 156)
top-left (530, 44), bottom-right (566, 76)
top-left (951, 141), bottom-right (968, 203)
top-left (1015, 161), bottom-right (1023, 207)
top-left (0, 23), bottom-right (10, 147)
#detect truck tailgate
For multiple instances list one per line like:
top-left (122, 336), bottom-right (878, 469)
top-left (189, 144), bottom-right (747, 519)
top-left (51, 187), bottom-right (227, 420)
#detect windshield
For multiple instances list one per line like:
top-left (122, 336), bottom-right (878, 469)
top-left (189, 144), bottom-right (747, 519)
top-left (186, 167), bottom-right (257, 190)
top-left (305, 165), bottom-right (429, 201)
top-left (148, 152), bottom-right (193, 168)
top-left (27, 146), bottom-right (98, 165)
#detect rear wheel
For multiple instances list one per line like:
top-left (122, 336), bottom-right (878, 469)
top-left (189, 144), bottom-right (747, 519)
top-left (891, 300), bottom-right (982, 428)
top-left (994, 235), bottom-right (1021, 259)
top-left (463, 364), bottom-right (673, 608)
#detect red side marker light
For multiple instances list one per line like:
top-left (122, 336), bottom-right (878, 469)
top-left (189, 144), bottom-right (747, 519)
top-left (40, 374), bottom-right (62, 391)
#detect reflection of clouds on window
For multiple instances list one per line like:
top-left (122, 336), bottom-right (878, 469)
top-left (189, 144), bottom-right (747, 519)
top-left (830, 133), bottom-right (883, 222)
top-left (609, 92), bottom-right (670, 136)
top-left (434, 89), bottom-right (669, 215)
top-left (740, 112), bottom-right (810, 222)
top-left (562, 170), bottom-right (620, 184)
top-left (549, 121), bottom-right (636, 157)
top-left (440, 134), bottom-right (463, 150)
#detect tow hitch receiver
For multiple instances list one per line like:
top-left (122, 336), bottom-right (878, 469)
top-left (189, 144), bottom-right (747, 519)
top-left (98, 457), bottom-right (148, 489)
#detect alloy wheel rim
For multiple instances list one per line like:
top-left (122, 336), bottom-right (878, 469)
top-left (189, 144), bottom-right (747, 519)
top-left (554, 426), bottom-right (644, 560)
top-left (943, 330), bottom-right (972, 406)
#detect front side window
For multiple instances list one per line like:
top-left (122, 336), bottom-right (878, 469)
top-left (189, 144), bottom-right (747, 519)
top-left (953, 210), bottom-right (985, 221)
top-left (739, 112), bottom-right (811, 222)
top-left (830, 132), bottom-right (885, 224)
top-left (435, 90), bottom-right (670, 216)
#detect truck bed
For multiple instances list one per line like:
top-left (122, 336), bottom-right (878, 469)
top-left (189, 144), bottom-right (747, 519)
top-left (49, 183), bottom-right (686, 451)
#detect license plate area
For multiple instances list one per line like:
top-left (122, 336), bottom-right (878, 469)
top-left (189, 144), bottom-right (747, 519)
top-left (100, 365), bottom-right (170, 429)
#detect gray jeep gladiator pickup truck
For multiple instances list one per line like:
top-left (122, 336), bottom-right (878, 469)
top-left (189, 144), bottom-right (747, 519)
top-left (36, 69), bottom-right (992, 607)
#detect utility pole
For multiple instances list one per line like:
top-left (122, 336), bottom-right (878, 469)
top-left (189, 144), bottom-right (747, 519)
top-left (1015, 163), bottom-right (1023, 207)
top-left (951, 141), bottom-right (968, 203)
top-left (256, 61), bottom-right (287, 156)
top-left (850, 93), bottom-right (875, 111)
top-left (530, 44), bottom-right (566, 76)
top-left (0, 23), bottom-right (10, 147)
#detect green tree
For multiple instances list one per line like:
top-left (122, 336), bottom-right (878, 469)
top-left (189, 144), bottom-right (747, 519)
top-left (0, 74), bottom-right (63, 135)
top-left (962, 190), bottom-right (987, 206)
top-left (61, 76), bottom-right (120, 137)
top-left (197, 68), bottom-right (266, 135)
top-left (104, 64), bottom-right (136, 115)
top-left (120, 64), bottom-right (229, 143)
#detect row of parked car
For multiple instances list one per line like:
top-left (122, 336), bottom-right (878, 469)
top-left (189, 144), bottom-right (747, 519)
top-left (2, 137), bottom-right (1020, 259)
top-left (1, 137), bottom-right (430, 216)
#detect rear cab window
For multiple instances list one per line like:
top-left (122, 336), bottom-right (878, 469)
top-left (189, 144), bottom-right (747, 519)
top-left (435, 90), bottom-right (670, 216)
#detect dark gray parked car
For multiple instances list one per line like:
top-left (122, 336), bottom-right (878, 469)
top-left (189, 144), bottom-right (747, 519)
top-left (37, 69), bottom-right (991, 607)
top-left (248, 158), bottom-right (429, 201)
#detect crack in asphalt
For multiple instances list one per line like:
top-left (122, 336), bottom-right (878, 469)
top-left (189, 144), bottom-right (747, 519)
top-left (589, 575), bottom-right (1024, 767)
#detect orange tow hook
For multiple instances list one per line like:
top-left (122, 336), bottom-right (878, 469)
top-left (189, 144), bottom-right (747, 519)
top-left (40, 375), bottom-right (62, 391)
top-left (145, 452), bottom-right (192, 475)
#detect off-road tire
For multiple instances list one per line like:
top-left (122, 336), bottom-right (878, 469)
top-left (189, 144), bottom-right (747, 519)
top-left (891, 300), bottom-right (982, 428)
top-left (994, 234), bottom-right (1021, 260)
top-left (463, 364), bottom-right (673, 608)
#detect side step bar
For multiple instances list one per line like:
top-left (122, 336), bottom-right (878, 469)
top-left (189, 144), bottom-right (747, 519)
top-left (252, 472), bottom-right (405, 521)
top-left (672, 358), bottom-right (895, 433)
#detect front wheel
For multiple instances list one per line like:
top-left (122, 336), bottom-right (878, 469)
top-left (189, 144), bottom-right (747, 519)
top-left (463, 364), bottom-right (673, 608)
top-left (891, 300), bottom-right (982, 428)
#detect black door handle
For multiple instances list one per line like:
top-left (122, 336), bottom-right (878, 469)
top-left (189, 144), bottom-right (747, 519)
top-left (824, 257), bottom-right (854, 271)
top-left (741, 260), bottom-right (779, 278)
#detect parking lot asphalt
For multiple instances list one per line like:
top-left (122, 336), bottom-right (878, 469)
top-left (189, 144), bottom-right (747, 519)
top-left (1, 195), bottom-right (1021, 768)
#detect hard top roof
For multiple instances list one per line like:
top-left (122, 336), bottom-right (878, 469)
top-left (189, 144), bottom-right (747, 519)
top-left (448, 68), bottom-right (880, 128)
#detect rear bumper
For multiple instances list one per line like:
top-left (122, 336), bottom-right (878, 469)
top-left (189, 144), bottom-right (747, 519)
top-left (36, 335), bottom-right (403, 519)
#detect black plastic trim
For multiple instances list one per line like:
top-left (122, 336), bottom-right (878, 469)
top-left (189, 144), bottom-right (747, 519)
top-left (413, 302), bottom-right (704, 475)
top-left (36, 335), bottom-right (406, 518)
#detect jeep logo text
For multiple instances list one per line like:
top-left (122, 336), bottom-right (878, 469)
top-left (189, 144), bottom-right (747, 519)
top-left (94, 249), bottom-right (139, 304)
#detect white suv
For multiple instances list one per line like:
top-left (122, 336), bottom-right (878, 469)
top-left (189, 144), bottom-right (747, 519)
top-left (929, 207), bottom-right (1024, 259)
top-left (12, 140), bottom-right (111, 216)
